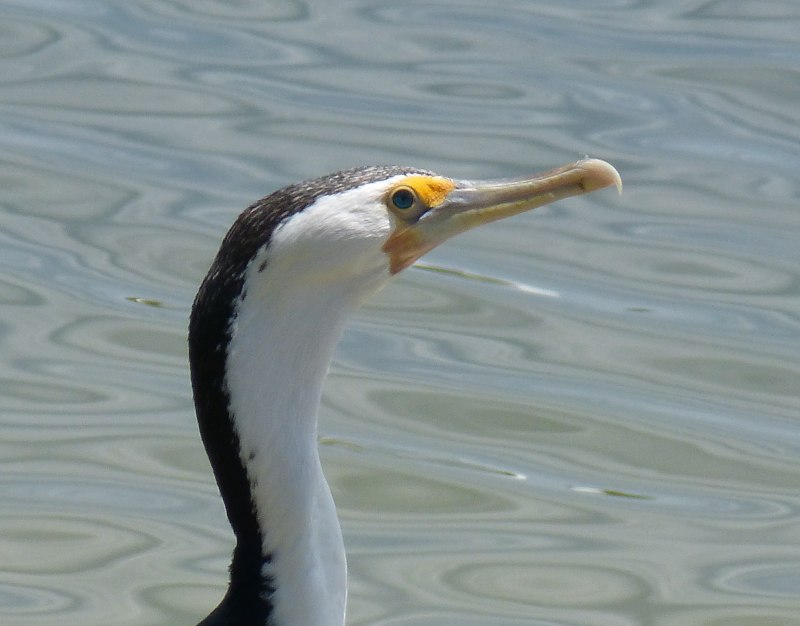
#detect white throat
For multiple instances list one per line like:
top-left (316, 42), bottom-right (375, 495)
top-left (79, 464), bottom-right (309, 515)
top-left (224, 187), bottom-right (395, 626)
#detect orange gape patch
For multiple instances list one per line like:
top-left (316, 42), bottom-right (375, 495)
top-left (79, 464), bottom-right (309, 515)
top-left (401, 176), bottom-right (456, 207)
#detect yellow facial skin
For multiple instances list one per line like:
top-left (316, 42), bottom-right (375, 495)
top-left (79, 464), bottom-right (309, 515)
top-left (383, 176), bottom-right (456, 226)
top-left (393, 176), bottom-right (457, 209)
top-left (382, 158), bottom-right (622, 274)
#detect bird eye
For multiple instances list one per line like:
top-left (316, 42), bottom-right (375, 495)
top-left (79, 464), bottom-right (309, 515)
top-left (390, 188), bottom-right (416, 210)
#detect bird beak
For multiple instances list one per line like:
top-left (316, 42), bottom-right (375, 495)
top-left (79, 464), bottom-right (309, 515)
top-left (383, 158), bottom-right (622, 274)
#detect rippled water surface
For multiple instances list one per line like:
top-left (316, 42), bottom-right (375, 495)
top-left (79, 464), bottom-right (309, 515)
top-left (2, 1), bottom-right (800, 624)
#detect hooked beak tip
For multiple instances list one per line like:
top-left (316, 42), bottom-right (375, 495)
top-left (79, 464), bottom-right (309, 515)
top-left (575, 158), bottom-right (623, 194)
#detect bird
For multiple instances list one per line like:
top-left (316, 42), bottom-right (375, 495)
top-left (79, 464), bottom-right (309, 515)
top-left (189, 158), bottom-right (621, 626)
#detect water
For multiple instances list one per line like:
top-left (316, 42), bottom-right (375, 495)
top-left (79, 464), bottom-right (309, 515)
top-left (2, 1), bottom-right (799, 624)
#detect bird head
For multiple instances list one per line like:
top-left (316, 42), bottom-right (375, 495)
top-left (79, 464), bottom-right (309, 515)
top-left (236, 158), bottom-right (621, 307)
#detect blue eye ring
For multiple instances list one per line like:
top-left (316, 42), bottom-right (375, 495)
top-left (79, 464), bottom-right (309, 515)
top-left (390, 187), bottom-right (416, 210)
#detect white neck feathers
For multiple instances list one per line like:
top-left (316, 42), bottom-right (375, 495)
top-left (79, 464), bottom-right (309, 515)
top-left (224, 186), bottom-right (395, 626)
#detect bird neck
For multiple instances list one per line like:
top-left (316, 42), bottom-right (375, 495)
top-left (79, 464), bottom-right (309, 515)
top-left (189, 177), bottom-right (396, 625)
top-left (191, 253), bottom-right (368, 626)
top-left (226, 275), bottom-right (352, 626)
